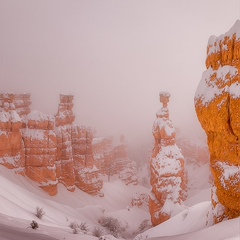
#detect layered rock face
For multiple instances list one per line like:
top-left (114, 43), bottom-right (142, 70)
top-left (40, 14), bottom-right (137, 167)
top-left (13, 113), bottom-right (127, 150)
top-left (195, 20), bottom-right (240, 223)
top-left (55, 94), bottom-right (75, 191)
top-left (0, 93), bottom-right (25, 173)
top-left (54, 94), bottom-right (103, 195)
top-left (72, 126), bottom-right (103, 195)
top-left (149, 92), bottom-right (187, 226)
top-left (93, 136), bottom-right (114, 178)
top-left (22, 110), bottom-right (57, 196)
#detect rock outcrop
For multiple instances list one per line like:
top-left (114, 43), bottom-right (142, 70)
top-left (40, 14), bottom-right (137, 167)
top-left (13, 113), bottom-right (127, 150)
top-left (72, 126), bottom-right (103, 195)
top-left (22, 110), bottom-right (58, 196)
top-left (93, 135), bottom-right (138, 184)
top-left (195, 20), bottom-right (240, 223)
top-left (55, 94), bottom-right (75, 192)
top-left (0, 93), bottom-right (25, 173)
top-left (0, 92), bottom-right (137, 196)
top-left (93, 136), bottom-right (114, 179)
top-left (149, 92), bottom-right (187, 226)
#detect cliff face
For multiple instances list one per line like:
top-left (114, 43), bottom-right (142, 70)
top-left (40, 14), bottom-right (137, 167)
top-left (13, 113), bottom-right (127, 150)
top-left (195, 20), bottom-right (240, 223)
top-left (22, 110), bottom-right (57, 196)
top-left (73, 126), bottom-right (103, 195)
top-left (0, 93), bottom-right (25, 173)
top-left (55, 95), bottom-right (75, 192)
top-left (0, 93), bottom-right (103, 196)
top-left (93, 136), bottom-right (114, 178)
top-left (149, 92), bottom-right (187, 226)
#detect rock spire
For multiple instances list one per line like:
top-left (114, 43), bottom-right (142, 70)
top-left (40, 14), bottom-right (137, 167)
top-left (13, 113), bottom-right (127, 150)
top-left (149, 92), bottom-right (187, 226)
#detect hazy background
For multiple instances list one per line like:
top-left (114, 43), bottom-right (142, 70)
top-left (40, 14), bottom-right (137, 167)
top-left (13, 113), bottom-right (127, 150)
top-left (0, 0), bottom-right (239, 161)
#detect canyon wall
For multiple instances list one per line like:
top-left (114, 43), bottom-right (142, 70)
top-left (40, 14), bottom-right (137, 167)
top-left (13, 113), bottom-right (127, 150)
top-left (195, 20), bottom-right (240, 223)
top-left (0, 93), bottom-right (103, 196)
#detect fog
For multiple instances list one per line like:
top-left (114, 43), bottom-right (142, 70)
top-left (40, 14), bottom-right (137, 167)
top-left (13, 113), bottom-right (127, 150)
top-left (0, 0), bottom-right (239, 160)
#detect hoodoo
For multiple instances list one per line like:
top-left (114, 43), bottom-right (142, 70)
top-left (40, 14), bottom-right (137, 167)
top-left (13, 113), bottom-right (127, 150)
top-left (195, 20), bottom-right (240, 223)
top-left (149, 92), bottom-right (187, 226)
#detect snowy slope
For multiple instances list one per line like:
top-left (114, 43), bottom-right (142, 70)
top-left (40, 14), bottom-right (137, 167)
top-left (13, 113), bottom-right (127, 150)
top-left (0, 161), bottom-right (239, 240)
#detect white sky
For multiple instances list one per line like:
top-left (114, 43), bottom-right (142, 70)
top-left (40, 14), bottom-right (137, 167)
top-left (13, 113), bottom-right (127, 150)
top-left (0, 0), bottom-right (239, 148)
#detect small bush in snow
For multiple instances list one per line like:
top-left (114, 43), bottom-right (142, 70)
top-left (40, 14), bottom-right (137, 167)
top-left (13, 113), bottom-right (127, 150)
top-left (92, 226), bottom-right (105, 238)
top-left (138, 219), bottom-right (151, 232)
top-left (35, 207), bottom-right (45, 219)
top-left (79, 222), bottom-right (89, 234)
top-left (69, 221), bottom-right (80, 234)
top-left (99, 216), bottom-right (124, 238)
top-left (30, 220), bottom-right (39, 230)
top-left (99, 236), bottom-right (107, 240)
top-left (69, 221), bottom-right (88, 234)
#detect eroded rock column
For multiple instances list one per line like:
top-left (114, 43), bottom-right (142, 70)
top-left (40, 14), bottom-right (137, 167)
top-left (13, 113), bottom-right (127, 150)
top-left (55, 95), bottom-right (75, 191)
top-left (149, 92), bottom-right (187, 226)
top-left (0, 93), bottom-right (25, 174)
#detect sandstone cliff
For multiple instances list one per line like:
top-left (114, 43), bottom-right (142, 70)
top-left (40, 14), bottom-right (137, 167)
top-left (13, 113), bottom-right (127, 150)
top-left (72, 126), bottom-right (103, 195)
top-left (55, 94), bottom-right (75, 192)
top-left (0, 93), bottom-right (104, 196)
top-left (22, 110), bottom-right (58, 196)
top-left (0, 93), bottom-right (25, 174)
top-left (149, 92), bottom-right (187, 226)
top-left (195, 20), bottom-right (240, 223)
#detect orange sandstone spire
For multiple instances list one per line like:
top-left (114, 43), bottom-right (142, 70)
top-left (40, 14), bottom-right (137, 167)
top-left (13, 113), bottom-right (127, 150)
top-left (149, 92), bottom-right (187, 226)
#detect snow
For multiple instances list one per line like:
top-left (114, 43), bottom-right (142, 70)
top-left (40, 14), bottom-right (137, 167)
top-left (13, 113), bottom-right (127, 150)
top-left (195, 66), bottom-right (238, 106)
top-left (207, 20), bottom-right (240, 56)
top-left (214, 161), bottom-right (240, 190)
top-left (0, 109), bottom-right (22, 123)
top-left (27, 110), bottom-right (52, 121)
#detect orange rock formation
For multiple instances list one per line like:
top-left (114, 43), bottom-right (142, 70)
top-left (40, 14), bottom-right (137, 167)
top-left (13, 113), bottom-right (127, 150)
top-left (22, 110), bottom-right (58, 196)
top-left (55, 94), bottom-right (75, 192)
top-left (93, 135), bottom-right (138, 184)
top-left (0, 93), bottom-right (25, 173)
top-left (93, 136), bottom-right (114, 179)
top-left (149, 92), bottom-right (187, 226)
top-left (195, 20), bottom-right (240, 223)
top-left (72, 126), bottom-right (103, 195)
top-left (0, 93), bottom-right (104, 196)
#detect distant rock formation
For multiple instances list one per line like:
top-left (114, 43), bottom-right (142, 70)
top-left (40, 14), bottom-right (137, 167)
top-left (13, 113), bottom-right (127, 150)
top-left (93, 136), bottom-right (114, 180)
top-left (195, 20), bottom-right (240, 223)
top-left (149, 92), bottom-right (187, 226)
top-left (73, 126), bottom-right (103, 195)
top-left (176, 136), bottom-right (209, 165)
top-left (93, 135), bottom-right (138, 184)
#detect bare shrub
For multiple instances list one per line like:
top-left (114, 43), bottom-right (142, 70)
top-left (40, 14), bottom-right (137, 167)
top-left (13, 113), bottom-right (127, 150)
top-left (138, 219), bottom-right (151, 232)
top-left (69, 221), bottom-right (88, 234)
top-left (79, 222), bottom-right (89, 234)
top-left (99, 216), bottom-right (124, 238)
top-left (92, 226), bottom-right (105, 238)
top-left (35, 207), bottom-right (45, 219)
top-left (30, 220), bottom-right (39, 230)
top-left (69, 221), bottom-right (80, 234)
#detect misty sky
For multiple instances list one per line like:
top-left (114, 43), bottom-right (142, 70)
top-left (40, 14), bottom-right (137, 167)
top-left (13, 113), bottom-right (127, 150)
top-left (0, 0), bottom-right (239, 149)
